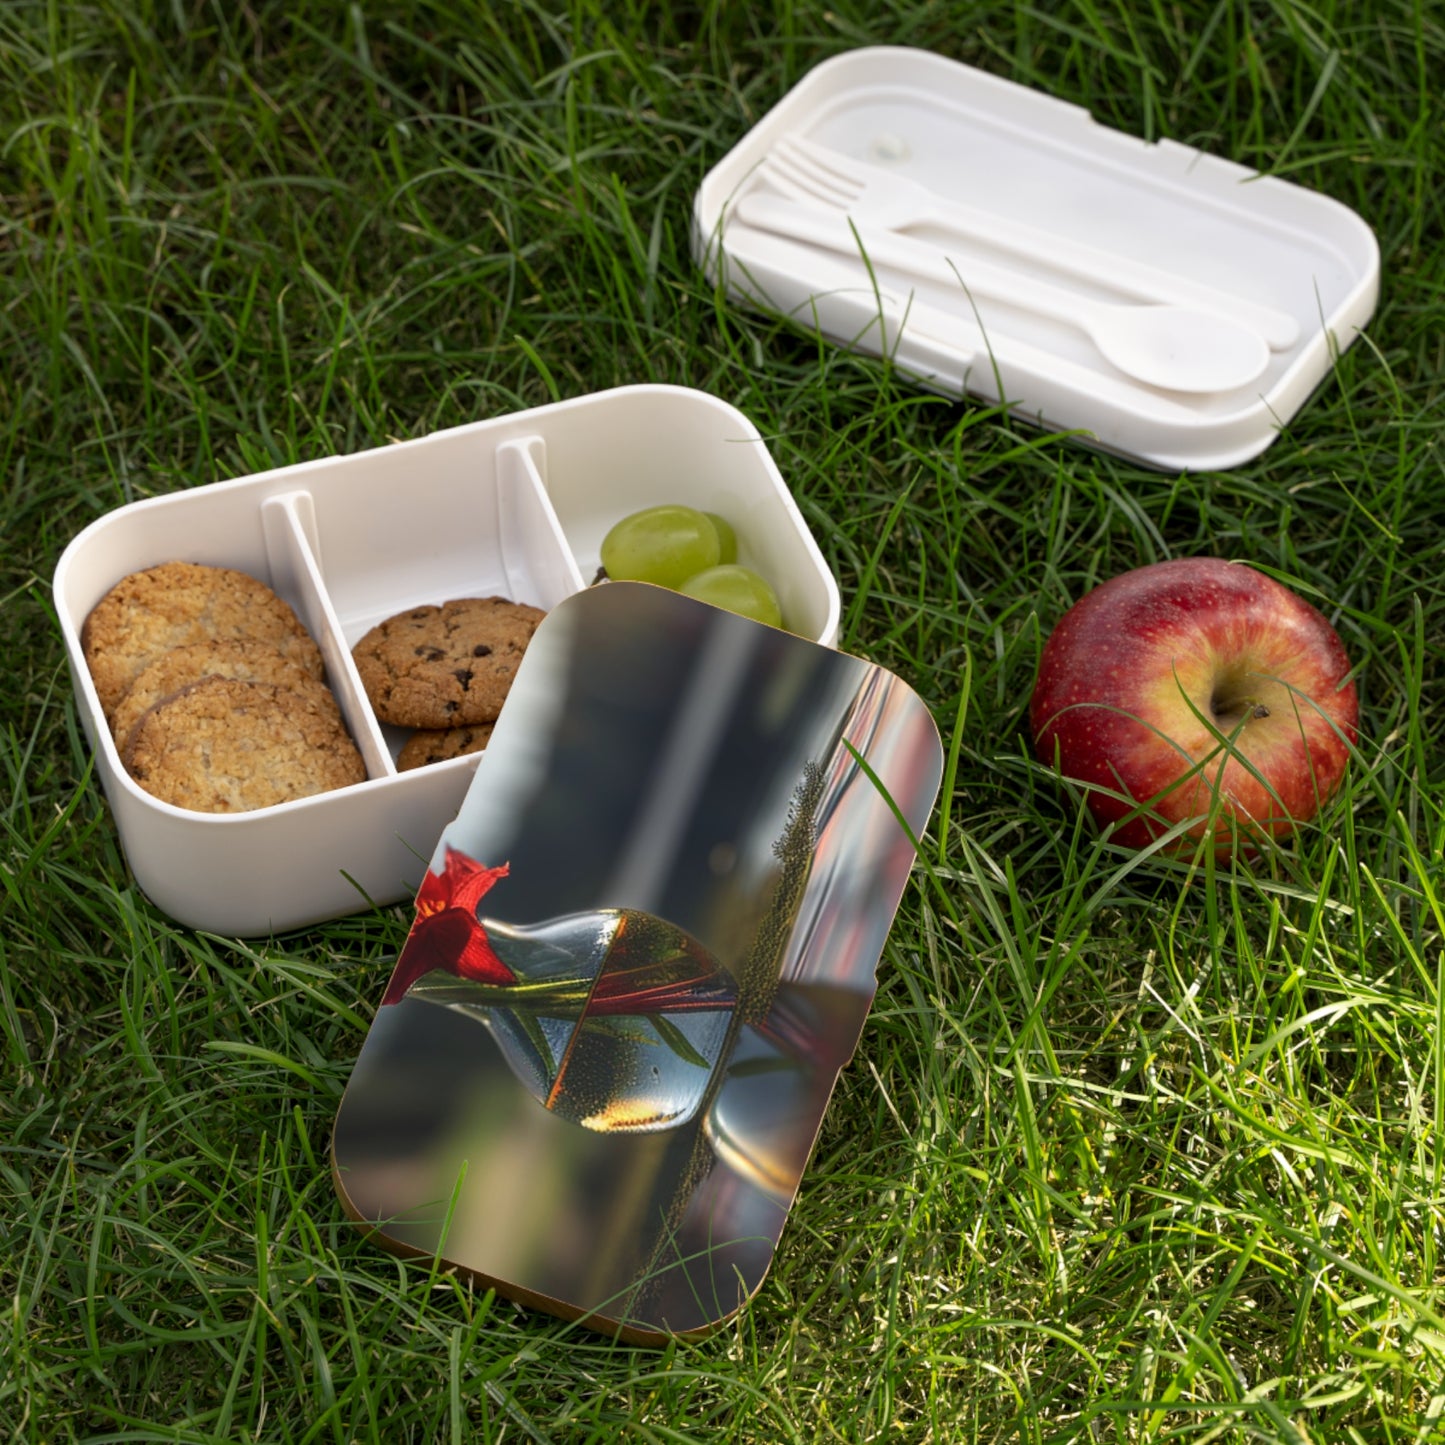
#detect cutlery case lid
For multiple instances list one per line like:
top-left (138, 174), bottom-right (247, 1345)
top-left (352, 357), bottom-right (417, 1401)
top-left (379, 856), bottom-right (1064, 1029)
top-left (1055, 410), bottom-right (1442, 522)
top-left (691, 46), bottom-right (1379, 472)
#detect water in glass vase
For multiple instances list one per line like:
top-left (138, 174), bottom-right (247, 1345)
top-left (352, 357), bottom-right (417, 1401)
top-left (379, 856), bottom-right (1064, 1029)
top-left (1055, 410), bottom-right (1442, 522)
top-left (404, 908), bottom-right (739, 1133)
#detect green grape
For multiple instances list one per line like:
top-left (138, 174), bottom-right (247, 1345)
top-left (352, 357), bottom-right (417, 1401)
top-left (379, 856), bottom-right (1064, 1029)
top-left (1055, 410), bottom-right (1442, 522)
top-left (678, 565), bottom-right (783, 629)
top-left (703, 512), bottom-right (738, 565)
top-left (600, 505), bottom-right (720, 589)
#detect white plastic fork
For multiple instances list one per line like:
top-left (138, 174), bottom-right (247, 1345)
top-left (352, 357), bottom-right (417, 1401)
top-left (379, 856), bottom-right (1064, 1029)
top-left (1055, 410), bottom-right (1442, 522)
top-left (763, 134), bottom-right (1300, 353)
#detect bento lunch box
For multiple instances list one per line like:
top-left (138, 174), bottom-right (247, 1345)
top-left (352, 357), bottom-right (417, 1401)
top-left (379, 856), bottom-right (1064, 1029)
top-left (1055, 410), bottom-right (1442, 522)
top-left (53, 385), bottom-right (840, 937)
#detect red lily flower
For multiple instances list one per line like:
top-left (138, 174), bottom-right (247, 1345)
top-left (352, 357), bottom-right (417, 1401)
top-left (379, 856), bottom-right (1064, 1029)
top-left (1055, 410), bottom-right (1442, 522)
top-left (381, 847), bottom-right (513, 1006)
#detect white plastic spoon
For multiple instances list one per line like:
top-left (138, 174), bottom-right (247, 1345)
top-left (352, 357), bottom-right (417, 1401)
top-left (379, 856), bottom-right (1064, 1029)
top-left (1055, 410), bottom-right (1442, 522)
top-left (736, 192), bottom-right (1271, 395)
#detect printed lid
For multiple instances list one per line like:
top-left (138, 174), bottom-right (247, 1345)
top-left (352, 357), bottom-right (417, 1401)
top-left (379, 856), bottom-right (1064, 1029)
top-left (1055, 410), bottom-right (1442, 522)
top-left (332, 582), bottom-right (944, 1341)
top-left (693, 46), bottom-right (1379, 471)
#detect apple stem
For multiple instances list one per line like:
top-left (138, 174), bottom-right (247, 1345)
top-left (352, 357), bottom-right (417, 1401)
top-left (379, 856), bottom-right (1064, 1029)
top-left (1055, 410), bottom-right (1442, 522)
top-left (1209, 695), bottom-right (1271, 728)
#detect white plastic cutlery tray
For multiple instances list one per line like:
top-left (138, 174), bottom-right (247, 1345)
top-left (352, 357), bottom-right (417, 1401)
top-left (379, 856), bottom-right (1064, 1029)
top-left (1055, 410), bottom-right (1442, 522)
top-left (692, 47), bottom-right (1380, 471)
top-left (53, 386), bottom-right (840, 937)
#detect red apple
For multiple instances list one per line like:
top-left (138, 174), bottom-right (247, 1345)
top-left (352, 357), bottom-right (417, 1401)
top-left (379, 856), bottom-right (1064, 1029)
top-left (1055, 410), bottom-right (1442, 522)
top-left (1030, 558), bottom-right (1358, 856)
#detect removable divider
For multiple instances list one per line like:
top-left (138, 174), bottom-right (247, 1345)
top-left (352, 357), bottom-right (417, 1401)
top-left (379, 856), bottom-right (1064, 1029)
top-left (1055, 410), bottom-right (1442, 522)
top-left (260, 491), bottom-right (395, 781)
top-left (494, 436), bottom-right (587, 608)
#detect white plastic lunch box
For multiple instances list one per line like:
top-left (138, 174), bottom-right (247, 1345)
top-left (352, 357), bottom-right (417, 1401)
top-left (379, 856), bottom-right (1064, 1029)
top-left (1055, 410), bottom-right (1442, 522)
top-left (694, 47), bottom-right (1380, 471)
top-left (53, 385), bottom-right (840, 937)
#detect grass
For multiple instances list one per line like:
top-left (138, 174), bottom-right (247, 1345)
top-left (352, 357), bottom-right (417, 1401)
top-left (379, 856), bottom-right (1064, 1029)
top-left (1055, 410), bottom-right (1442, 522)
top-left (2, 0), bottom-right (1443, 1439)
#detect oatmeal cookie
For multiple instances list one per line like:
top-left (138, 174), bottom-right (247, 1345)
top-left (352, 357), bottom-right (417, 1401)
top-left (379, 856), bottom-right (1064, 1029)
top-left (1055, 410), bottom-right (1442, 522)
top-left (111, 637), bottom-right (340, 754)
top-left (124, 677), bottom-right (365, 813)
top-left (83, 561), bottom-right (322, 719)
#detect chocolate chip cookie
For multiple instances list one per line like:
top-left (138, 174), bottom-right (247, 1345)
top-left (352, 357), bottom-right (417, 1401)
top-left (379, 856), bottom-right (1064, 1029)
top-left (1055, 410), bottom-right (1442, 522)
top-left (396, 721), bottom-right (495, 772)
top-left (351, 596), bottom-right (544, 729)
top-left (83, 561), bottom-right (323, 719)
top-left (125, 677), bottom-right (365, 813)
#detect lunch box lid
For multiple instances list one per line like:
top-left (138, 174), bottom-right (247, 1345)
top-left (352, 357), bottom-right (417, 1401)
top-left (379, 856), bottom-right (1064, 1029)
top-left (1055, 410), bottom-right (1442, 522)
top-left (331, 581), bottom-right (944, 1341)
top-left (692, 46), bottom-right (1380, 472)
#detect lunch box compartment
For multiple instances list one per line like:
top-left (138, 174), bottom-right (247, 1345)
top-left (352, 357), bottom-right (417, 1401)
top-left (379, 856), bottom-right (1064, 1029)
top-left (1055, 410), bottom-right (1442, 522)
top-left (53, 386), bottom-right (840, 936)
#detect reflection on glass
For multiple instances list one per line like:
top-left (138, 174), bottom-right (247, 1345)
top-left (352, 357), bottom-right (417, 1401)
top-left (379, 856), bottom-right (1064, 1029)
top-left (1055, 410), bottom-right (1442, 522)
top-left (401, 886), bottom-right (739, 1133)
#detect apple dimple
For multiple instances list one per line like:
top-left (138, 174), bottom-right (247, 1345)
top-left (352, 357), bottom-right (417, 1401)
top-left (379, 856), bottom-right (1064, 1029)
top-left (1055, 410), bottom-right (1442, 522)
top-left (1030, 558), bottom-right (1359, 858)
